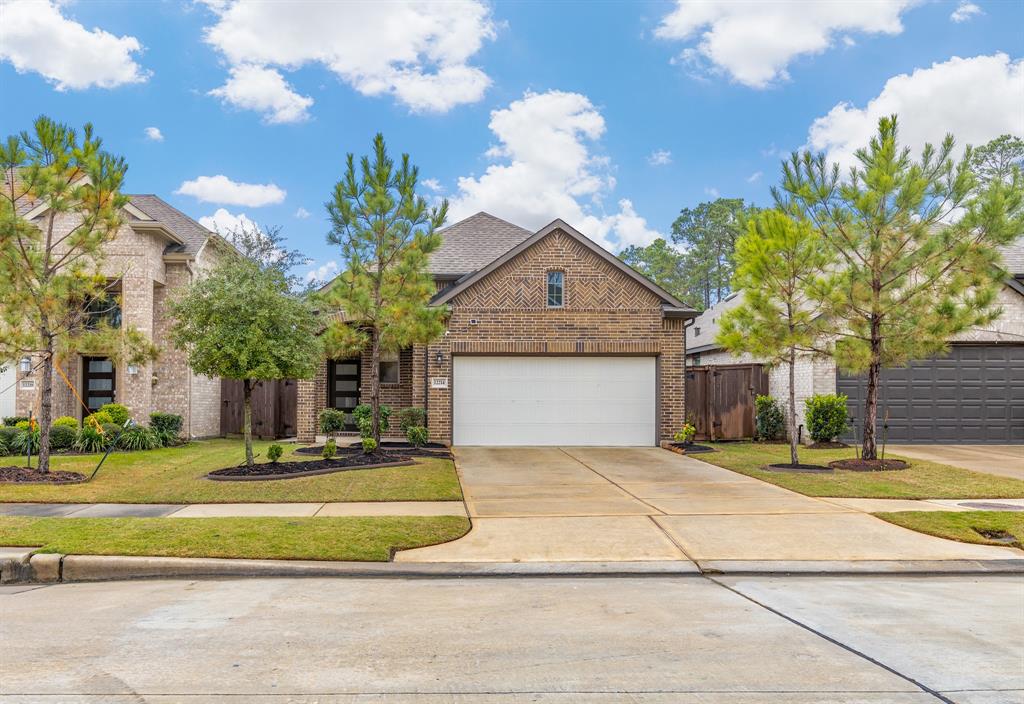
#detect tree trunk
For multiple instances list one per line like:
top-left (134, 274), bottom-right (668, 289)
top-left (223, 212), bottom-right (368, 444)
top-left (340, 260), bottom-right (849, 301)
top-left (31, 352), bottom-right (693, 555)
top-left (369, 328), bottom-right (381, 447)
top-left (862, 315), bottom-right (882, 461)
top-left (242, 379), bottom-right (254, 468)
top-left (37, 342), bottom-right (53, 473)
top-left (788, 346), bottom-right (799, 467)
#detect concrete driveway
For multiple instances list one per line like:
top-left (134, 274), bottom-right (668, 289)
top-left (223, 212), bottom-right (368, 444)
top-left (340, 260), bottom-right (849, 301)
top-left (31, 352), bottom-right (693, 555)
top-left (888, 444), bottom-right (1024, 480)
top-left (396, 447), bottom-right (1023, 566)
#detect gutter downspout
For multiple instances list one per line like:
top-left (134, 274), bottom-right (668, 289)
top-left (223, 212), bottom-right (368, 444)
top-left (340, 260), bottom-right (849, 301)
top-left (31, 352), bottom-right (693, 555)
top-left (185, 261), bottom-right (197, 439)
top-left (682, 318), bottom-right (695, 426)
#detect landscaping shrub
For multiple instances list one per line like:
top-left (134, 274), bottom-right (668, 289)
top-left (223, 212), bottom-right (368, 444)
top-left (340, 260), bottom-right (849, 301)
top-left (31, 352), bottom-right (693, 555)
top-left (673, 422), bottom-right (697, 444)
top-left (353, 404), bottom-right (390, 439)
top-left (406, 425), bottom-right (429, 447)
top-left (397, 407), bottom-right (426, 434)
top-left (85, 410), bottom-right (114, 428)
top-left (2, 416), bottom-right (27, 427)
top-left (755, 395), bottom-right (785, 441)
top-left (0, 427), bottom-right (17, 452)
top-left (805, 394), bottom-right (849, 443)
top-left (318, 409), bottom-right (347, 438)
top-left (12, 428), bottom-right (40, 455)
top-left (48, 424), bottom-right (77, 452)
top-left (53, 416), bottom-right (79, 430)
top-left (101, 423), bottom-right (122, 441)
top-left (361, 437), bottom-right (377, 453)
top-left (15, 420), bottom-right (30, 430)
top-left (267, 444), bottom-right (284, 463)
top-left (0, 432), bottom-right (9, 457)
top-left (118, 425), bottom-right (160, 452)
top-left (75, 425), bottom-right (106, 453)
top-left (150, 412), bottom-right (183, 446)
top-left (322, 438), bottom-right (337, 460)
top-left (99, 403), bottom-right (130, 425)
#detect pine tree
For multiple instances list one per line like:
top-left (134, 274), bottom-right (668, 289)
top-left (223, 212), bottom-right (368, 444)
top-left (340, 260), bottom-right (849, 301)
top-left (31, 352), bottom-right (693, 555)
top-left (717, 210), bottom-right (832, 466)
top-left (775, 116), bottom-right (1023, 460)
top-left (320, 134), bottom-right (447, 444)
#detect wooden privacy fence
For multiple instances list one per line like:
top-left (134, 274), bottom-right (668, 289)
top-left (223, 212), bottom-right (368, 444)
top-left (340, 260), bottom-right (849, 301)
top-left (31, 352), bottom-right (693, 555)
top-left (220, 379), bottom-right (298, 440)
top-left (685, 364), bottom-right (768, 441)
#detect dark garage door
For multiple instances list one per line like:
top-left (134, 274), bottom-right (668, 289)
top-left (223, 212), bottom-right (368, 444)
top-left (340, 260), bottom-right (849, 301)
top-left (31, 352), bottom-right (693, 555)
top-left (837, 344), bottom-right (1024, 444)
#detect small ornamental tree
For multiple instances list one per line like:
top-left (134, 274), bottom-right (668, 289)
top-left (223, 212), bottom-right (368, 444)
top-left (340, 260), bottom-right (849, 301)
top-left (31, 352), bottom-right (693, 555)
top-left (717, 210), bottom-right (832, 466)
top-left (0, 116), bottom-right (157, 473)
top-left (169, 247), bottom-right (322, 468)
top-left (320, 133), bottom-right (447, 444)
top-left (775, 116), bottom-right (1023, 460)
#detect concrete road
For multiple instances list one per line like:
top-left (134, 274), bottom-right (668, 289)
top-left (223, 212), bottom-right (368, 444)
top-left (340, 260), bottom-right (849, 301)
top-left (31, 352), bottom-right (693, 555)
top-left (887, 445), bottom-right (1024, 480)
top-left (1, 575), bottom-right (1021, 703)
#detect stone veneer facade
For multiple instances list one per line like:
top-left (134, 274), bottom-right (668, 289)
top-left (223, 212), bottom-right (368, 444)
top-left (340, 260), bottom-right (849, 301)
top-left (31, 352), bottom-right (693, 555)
top-left (297, 228), bottom-right (687, 444)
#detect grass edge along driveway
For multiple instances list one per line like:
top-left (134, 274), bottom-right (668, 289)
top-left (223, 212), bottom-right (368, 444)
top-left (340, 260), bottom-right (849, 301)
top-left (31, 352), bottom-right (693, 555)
top-left (0, 515), bottom-right (471, 561)
top-left (0, 439), bottom-right (462, 504)
top-left (874, 511), bottom-right (1024, 550)
top-left (699, 442), bottom-right (1024, 499)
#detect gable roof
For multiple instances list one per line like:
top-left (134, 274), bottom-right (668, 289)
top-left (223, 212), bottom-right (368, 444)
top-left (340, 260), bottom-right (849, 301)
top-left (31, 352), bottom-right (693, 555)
top-left (685, 293), bottom-right (741, 354)
top-left (127, 195), bottom-right (214, 256)
top-left (999, 238), bottom-right (1023, 278)
top-left (429, 212), bottom-right (533, 277)
top-left (431, 218), bottom-right (696, 313)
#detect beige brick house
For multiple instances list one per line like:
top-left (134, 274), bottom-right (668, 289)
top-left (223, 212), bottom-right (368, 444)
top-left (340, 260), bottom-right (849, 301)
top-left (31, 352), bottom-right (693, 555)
top-left (13, 195), bottom-right (230, 438)
top-left (298, 213), bottom-right (697, 446)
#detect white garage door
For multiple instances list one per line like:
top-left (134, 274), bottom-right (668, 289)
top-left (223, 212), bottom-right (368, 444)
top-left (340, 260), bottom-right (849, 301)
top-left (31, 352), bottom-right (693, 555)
top-left (0, 361), bottom-right (15, 419)
top-left (453, 356), bottom-right (656, 446)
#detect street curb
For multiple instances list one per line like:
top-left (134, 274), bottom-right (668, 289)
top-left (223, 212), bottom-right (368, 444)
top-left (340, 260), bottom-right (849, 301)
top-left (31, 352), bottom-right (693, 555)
top-left (696, 559), bottom-right (1024, 575)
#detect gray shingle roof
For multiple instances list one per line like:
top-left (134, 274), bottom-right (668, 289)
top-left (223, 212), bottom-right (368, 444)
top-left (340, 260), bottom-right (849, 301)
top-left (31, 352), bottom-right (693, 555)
top-left (127, 195), bottom-right (213, 256)
top-left (429, 212), bottom-right (532, 276)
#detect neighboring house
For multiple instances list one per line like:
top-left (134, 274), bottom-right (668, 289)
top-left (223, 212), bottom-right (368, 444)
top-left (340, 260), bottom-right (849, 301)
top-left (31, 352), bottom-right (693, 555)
top-left (0, 361), bottom-right (15, 419)
top-left (12, 194), bottom-right (231, 438)
top-left (298, 213), bottom-right (697, 446)
top-left (686, 240), bottom-right (1024, 444)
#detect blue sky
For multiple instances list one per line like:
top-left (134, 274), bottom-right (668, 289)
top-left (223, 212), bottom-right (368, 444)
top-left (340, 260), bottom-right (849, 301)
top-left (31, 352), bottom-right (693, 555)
top-left (2, 0), bottom-right (1022, 281)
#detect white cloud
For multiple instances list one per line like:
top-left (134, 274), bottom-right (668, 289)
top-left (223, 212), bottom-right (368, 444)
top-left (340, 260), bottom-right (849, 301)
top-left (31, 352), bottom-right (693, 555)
top-left (655, 1), bottom-right (917, 88)
top-left (176, 175), bottom-right (286, 207)
top-left (807, 53), bottom-right (1024, 171)
top-left (306, 260), bottom-right (338, 283)
top-left (421, 178), bottom-right (444, 193)
top-left (704, 187), bottom-right (720, 198)
top-left (0, 0), bottom-right (150, 90)
top-left (746, 171), bottom-right (763, 183)
top-left (448, 90), bottom-right (662, 252)
top-left (144, 127), bottom-right (164, 142)
top-left (208, 64), bottom-right (313, 124)
top-left (294, 207), bottom-right (310, 219)
top-left (198, 208), bottom-right (257, 233)
top-left (950, 1), bottom-right (983, 22)
top-left (647, 149), bottom-right (673, 166)
top-left (201, 1), bottom-right (495, 119)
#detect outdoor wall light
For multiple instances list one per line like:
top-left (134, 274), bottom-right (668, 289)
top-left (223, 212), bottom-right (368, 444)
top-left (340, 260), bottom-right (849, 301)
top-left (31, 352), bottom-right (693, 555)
top-left (435, 351), bottom-right (444, 365)
top-left (19, 357), bottom-right (31, 373)
top-left (127, 363), bottom-right (139, 376)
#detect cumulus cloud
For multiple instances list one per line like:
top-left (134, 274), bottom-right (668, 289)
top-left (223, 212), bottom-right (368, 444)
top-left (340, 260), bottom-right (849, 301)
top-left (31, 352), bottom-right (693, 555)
top-left (648, 149), bottom-right (673, 166)
top-left (294, 207), bottom-right (310, 219)
top-left (176, 175), bottom-right (286, 207)
top-left (144, 127), bottom-right (164, 142)
top-left (746, 171), bottom-right (763, 183)
top-left (198, 208), bottom-right (257, 233)
top-left (655, 1), bottom-right (917, 88)
top-left (201, 0), bottom-right (495, 120)
top-left (306, 260), bottom-right (339, 283)
top-left (0, 0), bottom-right (150, 90)
top-left (448, 90), bottom-right (662, 252)
top-left (806, 53), bottom-right (1024, 171)
top-left (950, 1), bottom-right (983, 22)
top-left (208, 64), bottom-right (313, 124)
top-left (421, 178), bottom-right (444, 193)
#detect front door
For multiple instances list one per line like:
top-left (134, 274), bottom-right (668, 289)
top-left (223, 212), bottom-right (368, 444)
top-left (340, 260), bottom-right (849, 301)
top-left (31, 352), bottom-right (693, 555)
top-left (328, 359), bottom-right (361, 430)
top-left (82, 357), bottom-right (116, 415)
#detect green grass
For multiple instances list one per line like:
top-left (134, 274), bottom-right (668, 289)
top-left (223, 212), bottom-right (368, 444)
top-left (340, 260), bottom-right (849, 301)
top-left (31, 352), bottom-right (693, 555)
top-left (0, 515), bottom-right (470, 561)
top-left (875, 511), bottom-right (1024, 550)
top-left (0, 439), bottom-right (462, 504)
top-left (699, 442), bottom-right (1024, 499)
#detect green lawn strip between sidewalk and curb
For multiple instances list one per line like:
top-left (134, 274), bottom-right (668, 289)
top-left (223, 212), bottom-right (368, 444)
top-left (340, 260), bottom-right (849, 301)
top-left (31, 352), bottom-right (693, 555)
top-left (699, 442), bottom-right (1024, 499)
top-left (874, 510), bottom-right (1024, 550)
top-left (0, 439), bottom-right (462, 504)
top-left (0, 515), bottom-right (471, 561)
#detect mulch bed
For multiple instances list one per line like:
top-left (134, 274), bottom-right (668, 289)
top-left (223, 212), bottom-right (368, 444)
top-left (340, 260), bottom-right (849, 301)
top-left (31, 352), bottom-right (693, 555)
top-left (828, 458), bottom-right (909, 472)
top-left (666, 443), bottom-right (716, 455)
top-left (808, 441), bottom-right (851, 450)
top-left (206, 451), bottom-right (416, 481)
top-left (0, 466), bottom-right (88, 484)
top-left (762, 463), bottom-right (833, 474)
top-left (295, 442), bottom-right (453, 459)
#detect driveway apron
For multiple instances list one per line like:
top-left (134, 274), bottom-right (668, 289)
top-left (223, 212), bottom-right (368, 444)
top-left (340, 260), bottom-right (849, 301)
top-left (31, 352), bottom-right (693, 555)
top-left (395, 447), bottom-right (1023, 565)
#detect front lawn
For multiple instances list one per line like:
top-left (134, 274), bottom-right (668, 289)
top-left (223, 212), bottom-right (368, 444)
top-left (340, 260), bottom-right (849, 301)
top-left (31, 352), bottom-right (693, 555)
top-left (0, 439), bottom-right (462, 503)
top-left (0, 515), bottom-right (470, 561)
top-left (875, 511), bottom-right (1024, 550)
top-left (699, 442), bottom-right (1024, 499)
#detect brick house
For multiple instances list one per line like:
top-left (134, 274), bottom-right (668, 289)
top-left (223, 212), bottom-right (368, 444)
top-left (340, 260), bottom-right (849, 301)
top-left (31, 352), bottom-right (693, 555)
top-left (12, 195), bottom-right (230, 438)
top-left (298, 213), bottom-right (698, 446)
top-left (686, 239), bottom-right (1024, 444)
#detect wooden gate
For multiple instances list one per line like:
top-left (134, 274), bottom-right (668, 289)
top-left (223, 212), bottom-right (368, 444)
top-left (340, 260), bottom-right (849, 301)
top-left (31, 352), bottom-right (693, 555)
top-left (220, 379), bottom-right (298, 439)
top-left (685, 364), bottom-right (768, 441)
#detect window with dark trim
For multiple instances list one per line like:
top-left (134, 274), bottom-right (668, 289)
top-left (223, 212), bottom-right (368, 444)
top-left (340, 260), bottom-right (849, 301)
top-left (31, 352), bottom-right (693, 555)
top-left (546, 271), bottom-right (564, 308)
top-left (380, 351), bottom-right (400, 384)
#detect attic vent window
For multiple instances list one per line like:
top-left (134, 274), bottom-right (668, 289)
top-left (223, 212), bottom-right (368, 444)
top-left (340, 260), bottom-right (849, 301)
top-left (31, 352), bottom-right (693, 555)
top-left (695, 327), bottom-right (701, 337)
top-left (546, 271), bottom-right (564, 308)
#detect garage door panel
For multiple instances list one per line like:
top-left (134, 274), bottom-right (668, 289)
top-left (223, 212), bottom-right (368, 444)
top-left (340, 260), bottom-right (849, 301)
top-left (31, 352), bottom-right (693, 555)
top-left (453, 356), bottom-right (656, 446)
top-left (839, 345), bottom-right (1022, 444)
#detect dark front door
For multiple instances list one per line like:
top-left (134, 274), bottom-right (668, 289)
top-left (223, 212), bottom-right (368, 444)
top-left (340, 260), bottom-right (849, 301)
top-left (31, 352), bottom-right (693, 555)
top-left (328, 359), bottom-right (361, 430)
top-left (82, 357), bottom-right (116, 414)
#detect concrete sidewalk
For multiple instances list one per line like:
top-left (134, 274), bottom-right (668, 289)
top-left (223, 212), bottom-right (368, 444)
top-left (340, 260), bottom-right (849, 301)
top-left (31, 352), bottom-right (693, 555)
top-left (0, 501), bottom-right (467, 518)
